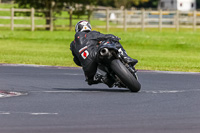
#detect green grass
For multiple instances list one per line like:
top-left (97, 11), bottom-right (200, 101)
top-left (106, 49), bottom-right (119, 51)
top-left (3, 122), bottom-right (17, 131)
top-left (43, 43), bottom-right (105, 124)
top-left (0, 31), bottom-right (73, 66)
top-left (116, 29), bottom-right (200, 72)
top-left (0, 29), bottom-right (200, 72)
top-left (0, 4), bottom-right (199, 72)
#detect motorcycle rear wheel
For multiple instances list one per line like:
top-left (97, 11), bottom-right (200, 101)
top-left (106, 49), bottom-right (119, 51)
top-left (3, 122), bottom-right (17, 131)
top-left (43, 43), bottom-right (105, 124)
top-left (110, 59), bottom-right (141, 92)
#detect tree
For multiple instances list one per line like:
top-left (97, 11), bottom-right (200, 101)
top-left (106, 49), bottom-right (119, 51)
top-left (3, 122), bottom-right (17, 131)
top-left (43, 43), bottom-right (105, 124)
top-left (14, 0), bottom-right (67, 30)
top-left (14, 0), bottom-right (97, 30)
top-left (96, 0), bottom-right (115, 7)
top-left (96, 0), bottom-right (152, 8)
top-left (134, 0), bottom-right (159, 9)
top-left (197, 0), bottom-right (200, 9)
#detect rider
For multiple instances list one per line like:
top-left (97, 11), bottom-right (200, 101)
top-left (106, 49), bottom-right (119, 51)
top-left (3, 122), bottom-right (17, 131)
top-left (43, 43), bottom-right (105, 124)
top-left (70, 20), bottom-right (138, 86)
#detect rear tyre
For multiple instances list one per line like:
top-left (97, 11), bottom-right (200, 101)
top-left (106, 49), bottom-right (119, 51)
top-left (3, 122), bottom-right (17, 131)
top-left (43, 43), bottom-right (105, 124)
top-left (110, 59), bottom-right (141, 92)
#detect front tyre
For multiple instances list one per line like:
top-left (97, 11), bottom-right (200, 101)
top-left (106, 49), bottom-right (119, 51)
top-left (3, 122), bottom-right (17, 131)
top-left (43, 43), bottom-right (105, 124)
top-left (110, 59), bottom-right (141, 92)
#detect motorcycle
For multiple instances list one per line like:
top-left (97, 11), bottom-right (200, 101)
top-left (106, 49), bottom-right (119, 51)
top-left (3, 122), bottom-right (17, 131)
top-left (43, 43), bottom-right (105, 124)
top-left (95, 39), bottom-right (141, 92)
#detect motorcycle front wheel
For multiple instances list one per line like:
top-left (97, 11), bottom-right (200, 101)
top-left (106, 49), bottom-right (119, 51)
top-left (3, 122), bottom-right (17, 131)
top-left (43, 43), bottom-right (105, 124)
top-left (110, 59), bottom-right (141, 92)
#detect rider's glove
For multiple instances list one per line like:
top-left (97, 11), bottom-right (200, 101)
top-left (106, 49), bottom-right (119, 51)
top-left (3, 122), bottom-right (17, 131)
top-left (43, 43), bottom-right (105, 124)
top-left (111, 36), bottom-right (121, 42)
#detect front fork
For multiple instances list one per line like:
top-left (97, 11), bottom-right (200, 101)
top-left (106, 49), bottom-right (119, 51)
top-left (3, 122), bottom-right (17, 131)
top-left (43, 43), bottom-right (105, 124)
top-left (119, 54), bottom-right (138, 80)
top-left (127, 64), bottom-right (138, 80)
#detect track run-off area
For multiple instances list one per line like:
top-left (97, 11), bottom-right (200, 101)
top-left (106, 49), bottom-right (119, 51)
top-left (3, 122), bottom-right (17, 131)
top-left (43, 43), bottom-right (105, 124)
top-left (0, 64), bottom-right (200, 133)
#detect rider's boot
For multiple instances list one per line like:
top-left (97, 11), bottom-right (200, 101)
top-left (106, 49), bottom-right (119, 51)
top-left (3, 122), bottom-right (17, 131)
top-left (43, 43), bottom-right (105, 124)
top-left (87, 74), bottom-right (102, 85)
top-left (122, 55), bottom-right (138, 66)
top-left (102, 75), bottom-right (115, 88)
top-left (116, 44), bottom-right (138, 66)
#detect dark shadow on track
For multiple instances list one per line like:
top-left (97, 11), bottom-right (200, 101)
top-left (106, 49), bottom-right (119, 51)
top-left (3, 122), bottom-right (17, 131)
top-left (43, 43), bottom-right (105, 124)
top-left (53, 88), bottom-right (130, 92)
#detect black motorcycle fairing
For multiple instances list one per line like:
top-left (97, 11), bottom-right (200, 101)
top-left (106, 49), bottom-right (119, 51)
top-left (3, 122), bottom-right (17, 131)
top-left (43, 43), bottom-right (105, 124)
top-left (94, 38), bottom-right (141, 92)
top-left (96, 40), bottom-right (119, 63)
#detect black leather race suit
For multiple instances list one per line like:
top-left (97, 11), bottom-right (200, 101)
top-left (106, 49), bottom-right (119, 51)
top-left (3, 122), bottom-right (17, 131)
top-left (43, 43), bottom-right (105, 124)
top-left (70, 30), bottom-right (129, 84)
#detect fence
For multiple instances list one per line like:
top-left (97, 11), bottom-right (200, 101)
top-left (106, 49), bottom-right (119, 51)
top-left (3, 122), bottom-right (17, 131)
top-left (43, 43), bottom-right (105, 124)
top-left (93, 9), bottom-right (200, 32)
top-left (0, 7), bottom-right (89, 31)
top-left (0, 7), bottom-right (200, 31)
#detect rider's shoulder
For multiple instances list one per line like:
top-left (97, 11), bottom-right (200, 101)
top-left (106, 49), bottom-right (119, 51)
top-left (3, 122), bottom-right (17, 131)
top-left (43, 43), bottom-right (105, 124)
top-left (90, 30), bottom-right (101, 34)
top-left (75, 32), bottom-right (86, 38)
top-left (87, 30), bottom-right (102, 37)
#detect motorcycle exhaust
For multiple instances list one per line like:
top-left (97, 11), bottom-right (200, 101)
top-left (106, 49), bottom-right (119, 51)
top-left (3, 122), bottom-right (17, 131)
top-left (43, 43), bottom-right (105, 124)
top-left (100, 48), bottom-right (109, 56)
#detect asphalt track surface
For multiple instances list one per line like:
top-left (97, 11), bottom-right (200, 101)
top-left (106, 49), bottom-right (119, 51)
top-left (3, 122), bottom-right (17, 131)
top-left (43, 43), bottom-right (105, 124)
top-left (0, 64), bottom-right (200, 133)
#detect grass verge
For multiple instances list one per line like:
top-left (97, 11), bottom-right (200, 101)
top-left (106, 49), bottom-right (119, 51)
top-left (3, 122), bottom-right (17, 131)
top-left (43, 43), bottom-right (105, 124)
top-left (0, 29), bottom-right (200, 72)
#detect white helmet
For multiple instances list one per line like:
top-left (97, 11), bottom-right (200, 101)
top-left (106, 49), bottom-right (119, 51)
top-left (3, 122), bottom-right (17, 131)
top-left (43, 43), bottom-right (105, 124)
top-left (75, 20), bottom-right (92, 32)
